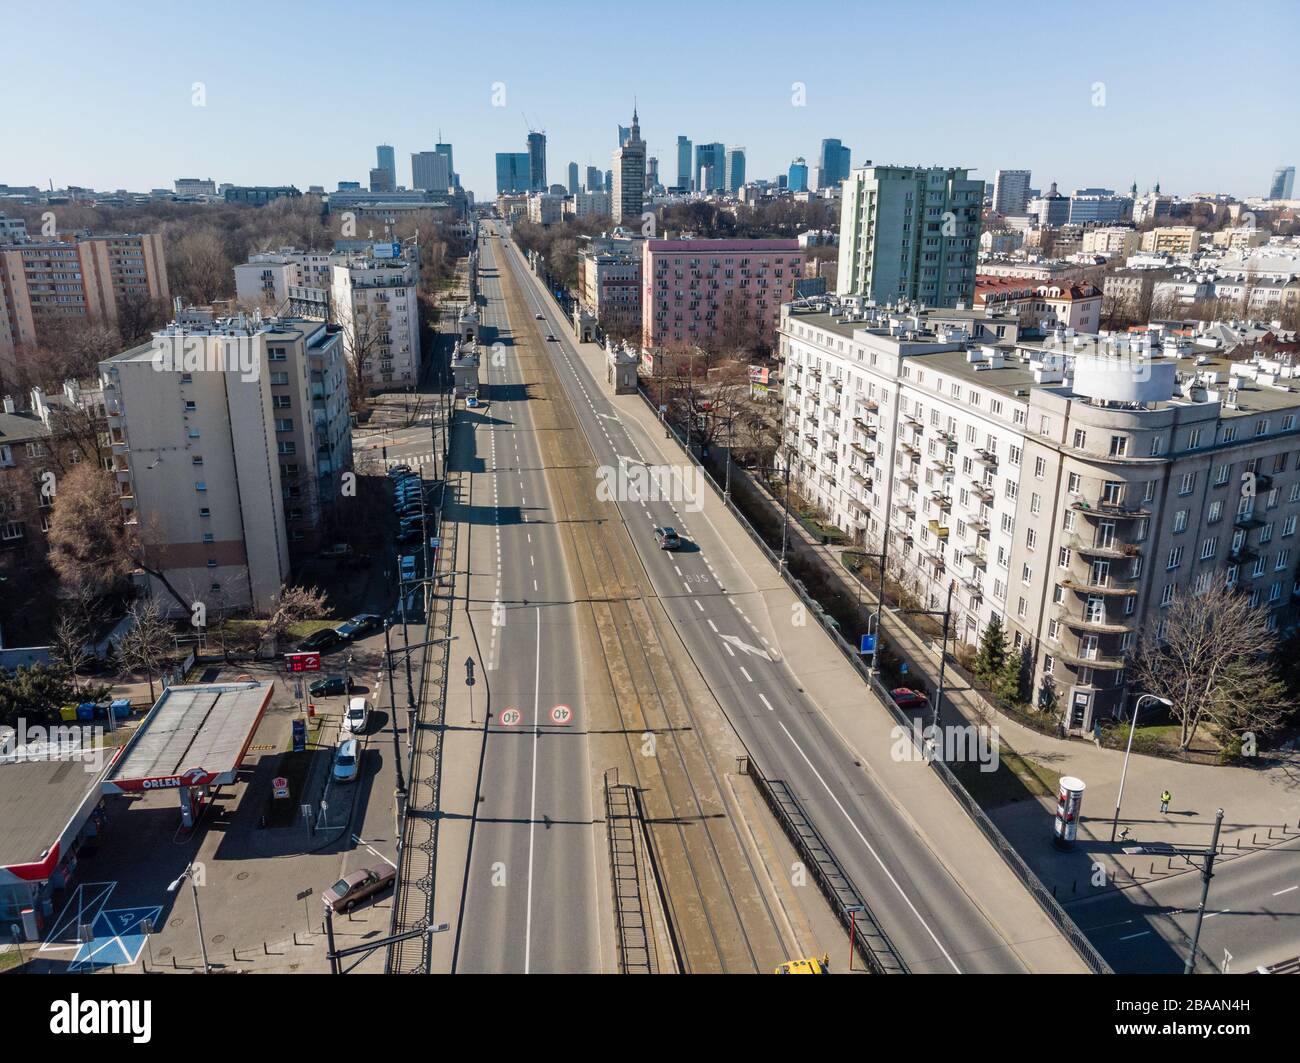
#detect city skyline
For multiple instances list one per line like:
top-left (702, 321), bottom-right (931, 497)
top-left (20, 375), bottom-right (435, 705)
top-left (4, 0), bottom-right (1296, 203)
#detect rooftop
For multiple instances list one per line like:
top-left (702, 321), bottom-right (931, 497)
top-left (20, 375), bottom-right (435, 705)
top-left (0, 754), bottom-right (105, 870)
top-left (103, 681), bottom-right (273, 787)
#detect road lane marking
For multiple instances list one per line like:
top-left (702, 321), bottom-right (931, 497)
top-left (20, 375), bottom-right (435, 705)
top-left (707, 619), bottom-right (718, 633)
top-left (775, 719), bottom-right (963, 973)
top-left (739, 666), bottom-right (753, 682)
top-left (525, 607), bottom-right (541, 973)
top-left (1273, 886), bottom-right (1298, 896)
top-left (1119, 931), bottom-right (1151, 941)
top-left (758, 693), bottom-right (775, 712)
top-left (723, 643), bottom-right (735, 657)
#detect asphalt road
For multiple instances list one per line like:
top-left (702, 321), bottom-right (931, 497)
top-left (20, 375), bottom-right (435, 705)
top-left (1069, 835), bottom-right (1300, 973)
top-left (451, 233), bottom-right (601, 973)
top-left (494, 221), bottom-right (1036, 973)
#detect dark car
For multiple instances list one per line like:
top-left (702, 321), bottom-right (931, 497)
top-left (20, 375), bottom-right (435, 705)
top-left (655, 526), bottom-right (682, 550)
top-left (298, 628), bottom-right (343, 653)
top-left (309, 674), bottom-right (348, 697)
top-left (889, 688), bottom-right (929, 711)
top-left (323, 866), bottom-right (396, 913)
top-left (336, 614), bottom-right (383, 641)
top-left (386, 465), bottom-right (412, 478)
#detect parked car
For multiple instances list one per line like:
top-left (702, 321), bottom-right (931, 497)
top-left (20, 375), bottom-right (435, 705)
top-left (534, 313), bottom-right (544, 320)
top-left (399, 555), bottom-right (417, 581)
top-left (386, 464), bottom-right (412, 478)
top-left (336, 614), bottom-right (383, 641)
top-left (298, 628), bottom-right (343, 653)
top-left (889, 688), bottom-right (929, 711)
top-left (655, 526), bottom-right (683, 550)
top-left (309, 674), bottom-right (348, 697)
top-left (342, 697), bottom-right (372, 735)
top-left (323, 866), bottom-right (396, 913)
top-left (546, 333), bottom-right (556, 341)
top-left (332, 738), bottom-right (359, 784)
top-left (466, 395), bottom-right (479, 408)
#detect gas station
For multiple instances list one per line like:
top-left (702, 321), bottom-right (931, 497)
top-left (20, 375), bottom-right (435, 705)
top-left (102, 680), bottom-right (275, 829)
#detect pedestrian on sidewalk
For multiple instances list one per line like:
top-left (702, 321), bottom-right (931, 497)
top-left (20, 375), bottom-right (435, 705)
top-left (1092, 718), bottom-right (1103, 747)
top-left (1160, 789), bottom-right (1171, 814)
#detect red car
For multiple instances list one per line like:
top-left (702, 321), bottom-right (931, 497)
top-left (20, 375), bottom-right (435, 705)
top-left (323, 866), bottom-right (396, 913)
top-left (889, 687), bottom-right (929, 711)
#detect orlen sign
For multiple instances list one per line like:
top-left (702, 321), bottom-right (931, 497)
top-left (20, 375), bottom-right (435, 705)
top-left (117, 767), bottom-right (217, 793)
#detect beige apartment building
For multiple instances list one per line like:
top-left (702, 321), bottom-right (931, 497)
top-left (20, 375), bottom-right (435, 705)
top-left (1140, 226), bottom-right (1203, 254)
top-left (0, 231), bottom-right (169, 370)
top-left (779, 296), bottom-right (1300, 732)
top-left (100, 312), bottom-right (351, 617)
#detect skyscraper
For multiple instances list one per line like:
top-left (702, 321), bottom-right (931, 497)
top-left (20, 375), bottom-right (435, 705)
top-left (411, 151), bottom-right (451, 192)
top-left (585, 165), bottom-right (602, 192)
top-left (676, 135), bottom-right (692, 191)
top-left (375, 144), bottom-right (396, 188)
top-left (820, 139), bottom-right (851, 188)
top-left (992, 169), bottom-right (1032, 215)
top-left (646, 157), bottom-right (659, 189)
top-left (695, 142), bottom-right (725, 192)
top-left (1270, 166), bottom-right (1295, 200)
top-left (836, 164), bottom-right (983, 308)
top-left (612, 107), bottom-right (646, 224)
top-left (788, 157), bottom-right (808, 193)
top-left (567, 162), bottom-right (580, 195)
top-left (527, 131), bottom-right (547, 192)
top-left (495, 152), bottom-right (531, 195)
top-left (725, 146), bottom-right (746, 193)
top-left (435, 142), bottom-right (457, 189)
top-left (618, 124), bottom-right (631, 147)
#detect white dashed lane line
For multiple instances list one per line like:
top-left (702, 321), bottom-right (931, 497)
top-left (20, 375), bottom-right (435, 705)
top-left (739, 667), bottom-right (753, 683)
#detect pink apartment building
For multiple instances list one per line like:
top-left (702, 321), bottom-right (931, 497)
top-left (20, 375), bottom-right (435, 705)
top-left (642, 239), bottom-right (803, 350)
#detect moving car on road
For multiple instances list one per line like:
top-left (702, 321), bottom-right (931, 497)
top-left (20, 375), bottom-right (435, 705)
top-left (332, 738), bottom-right (359, 784)
top-left (534, 313), bottom-right (543, 320)
top-left (386, 464), bottom-right (412, 478)
top-left (655, 526), bottom-right (683, 550)
top-left (323, 866), bottom-right (396, 913)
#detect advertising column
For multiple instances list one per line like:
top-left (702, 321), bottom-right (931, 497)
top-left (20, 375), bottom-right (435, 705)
top-left (1053, 776), bottom-right (1086, 850)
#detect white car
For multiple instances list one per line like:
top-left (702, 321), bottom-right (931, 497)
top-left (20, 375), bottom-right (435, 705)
top-left (332, 738), bottom-right (359, 784)
top-left (534, 313), bottom-right (544, 320)
top-left (343, 697), bottom-right (371, 735)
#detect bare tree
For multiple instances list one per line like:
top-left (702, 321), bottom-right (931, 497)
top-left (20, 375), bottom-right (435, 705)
top-left (116, 597), bottom-right (174, 703)
top-left (46, 463), bottom-right (136, 599)
top-left (1128, 578), bottom-right (1287, 753)
top-left (262, 585), bottom-right (329, 651)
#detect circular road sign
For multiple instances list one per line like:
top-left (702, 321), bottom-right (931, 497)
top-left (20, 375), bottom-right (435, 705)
top-left (499, 707), bottom-right (523, 727)
top-left (550, 704), bottom-right (574, 726)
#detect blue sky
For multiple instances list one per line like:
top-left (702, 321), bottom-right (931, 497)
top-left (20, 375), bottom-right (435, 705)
top-left (5, 0), bottom-right (1295, 202)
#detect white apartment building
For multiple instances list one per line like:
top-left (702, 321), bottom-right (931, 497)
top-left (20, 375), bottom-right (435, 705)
top-left (567, 191), bottom-right (612, 218)
top-left (527, 193), bottom-right (563, 226)
top-left (1081, 227), bottom-right (1140, 258)
top-left (330, 253), bottom-right (421, 390)
top-left (99, 313), bottom-right (352, 617)
top-left (779, 295), bottom-right (1300, 732)
top-left (234, 249), bottom-right (335, 310)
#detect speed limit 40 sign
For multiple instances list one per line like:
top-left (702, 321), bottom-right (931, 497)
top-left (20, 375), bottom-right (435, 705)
top-left (550, 704), bottom-right (574, 726)
top-left (499, 707), bottom-right (522, 727)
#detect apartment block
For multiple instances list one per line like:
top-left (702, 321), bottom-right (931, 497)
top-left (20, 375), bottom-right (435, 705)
top-left (836, 165), bottom-right (982, 308)
top-left (527, 193), bottom-right (563, 226)
top-left (642, 239), bottom-right (803, 350)
top-left (578, 236), bottom-right (643, 338)
top-left (974, 277), bottom-right (1102, 332)
top-left (1140, 226), bottom-right (1203, 255)
top-left (330, 252), bottom-right (421, 390)
top-left (567, 191), bottom-right (612, 219)
top-left (0, 231), bottom-right (170, 367)
top-left (779, 295), bottom-right (1300, 732)
top-left (1081, 226), bottom-right (1140, 258)
top-left (99, 313), bottom-right (351, 616)
top-left (992, 169), bottom-right (1032, 216)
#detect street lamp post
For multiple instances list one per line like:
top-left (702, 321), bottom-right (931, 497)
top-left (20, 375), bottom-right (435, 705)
top-left (167, 863), bottom-right (209, 974)
top-left (1110, 694), bottom-right (1173, 843)
top-left (1185, 807), bottom-right (1225, 975)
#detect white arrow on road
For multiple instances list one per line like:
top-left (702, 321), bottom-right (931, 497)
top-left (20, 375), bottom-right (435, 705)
top-left (719, 633), bottom-right (772, 661)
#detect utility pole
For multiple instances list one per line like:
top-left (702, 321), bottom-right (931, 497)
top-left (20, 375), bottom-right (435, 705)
top-left (1184, 808), bottom-right (1225, 975)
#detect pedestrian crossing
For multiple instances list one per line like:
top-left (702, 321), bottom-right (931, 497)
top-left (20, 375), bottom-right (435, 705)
top-left (386, 453), bottom-right (438, 469)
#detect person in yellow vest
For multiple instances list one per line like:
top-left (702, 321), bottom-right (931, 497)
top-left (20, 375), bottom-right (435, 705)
top-left (1160, 789), bottom-right (1171, 814)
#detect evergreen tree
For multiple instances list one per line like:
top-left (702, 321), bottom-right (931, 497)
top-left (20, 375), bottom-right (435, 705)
top-left (975, 614), bottom-right (1007, 683)
top-left (993, 647), bottom-right (1026, 703)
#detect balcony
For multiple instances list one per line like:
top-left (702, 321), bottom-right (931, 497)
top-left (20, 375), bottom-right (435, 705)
top-left (960, 575), bottom-right (983, 597)
top-left (1059, 577), bottom-right (1138, 597)
top-left (974, 449), bottom-right (998, 467)
top-left (1070, 497), bottom-right (1149, 519)
top-left (1057, 651), bottom-right (1127, 672)
top-left (970, 479), bottom-right (994, 502)
top-left (927, 519), bottom-right (950, 539)
top-left (899, 473), bottom-right (918, 489)
top-left (929, 458), bottom-right (954, 475)
top-left (899, 441), bottom-right (919, 457)
top-left (961, 547), bottom-right (988, 568)
top-left (1057, 609), bottom-right (1131, 635)
top-left (850, 443), bottom-right (873, 460)
top-left (1064, 534), bottom-right (1141, 559)
top-left (1234, 512), bottom-right (1264, 531)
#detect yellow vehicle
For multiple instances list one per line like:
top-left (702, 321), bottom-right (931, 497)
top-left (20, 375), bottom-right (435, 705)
top-left (774, 954), bottom-right (829, 974)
